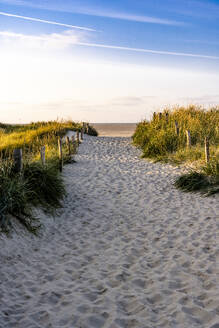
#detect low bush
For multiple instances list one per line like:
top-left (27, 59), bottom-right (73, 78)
top-left (87, 125), bottom-right (98, 136)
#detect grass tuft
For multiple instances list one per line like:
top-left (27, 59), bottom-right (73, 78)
top-left (23, 162), bottom-right (66, 212)
top-left (0, 168), bottom-right (40, 234)
top-left (174, 164), bottom-right (219, 195)
top-left (174, 172), bottom-right (210, 192)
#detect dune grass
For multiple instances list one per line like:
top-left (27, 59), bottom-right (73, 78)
top-left (133, 105), bottom-right (219, 195)
top-left (0, 120), bottom-right (82, 234)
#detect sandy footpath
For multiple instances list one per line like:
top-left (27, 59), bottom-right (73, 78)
top-left (92, 124), bottom-right (136, 137)
top-left (0, 135), bottom-right (218, 328)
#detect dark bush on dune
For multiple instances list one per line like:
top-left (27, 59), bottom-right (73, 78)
top-left (174, 171), bottom-right (219, 195)
top-left (87, 125), bottom-right (98, 136)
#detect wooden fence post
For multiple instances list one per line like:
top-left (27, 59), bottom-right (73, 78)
top-left (58, 137), bottom-right (63, 172)
top-left (165, 112), bottom-right (169, 123)
top-left (13, 148), bottom-right (22, 173)
top-left (66, 136), bottom-right (71, 155)
top-left (40, 146), bottom-right (46, 165)
top-left (175, 121), bottom-right (179, 136)
top-left (205, 137), bottom-right (210, 163)
top-left (71, 136), bottom-right (76, 153)
top-left (76, 130), bottom-right (80, 145)
top-left (82, 122), bottom-right (86, 133)
top-left (186, 130), bottom-right (191, 148)
top-left (153, 112), bottom-right (156, 121)
top-left (81, 128), bottom-right (84, 140)
top-left (86, 123), bottom-right (90, 134)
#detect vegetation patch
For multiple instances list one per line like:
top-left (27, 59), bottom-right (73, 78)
top-left (175, 171), bottom-right (219, 195)
top-left (87, 125), bottom-right (98, 136)
top-left (133, 105), bottom-right (219, 195)
top-left (0, 120), bottom-right (82, 234)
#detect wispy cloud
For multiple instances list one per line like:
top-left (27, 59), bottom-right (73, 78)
top-left (0, 11), bottom-right (96, 31)
top-left (1, 30), bottom-right (218, 59)
top-left (0, 1), bottom-right (185, 26)
top-left (73, 8), bottom-right (185, 26)
top-left (76, 41), bottom-right (219, 60)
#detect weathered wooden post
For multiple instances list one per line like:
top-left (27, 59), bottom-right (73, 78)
top-left (76, 130), bottom-right (80, 146)
top-left (40, 146), bottom-right (46, 165)
top-left (71, 135), bottom-right (76, 153)
top-left (153, 112), bottom-right (156, 121)
top-left (85, 122), bottom-right (89, 134)
top-left (81, 128), bottom-right (84, 140)
top-left (58, 137), bottom-right (63, 172)
top-left (175, 121), bottom-right (179, 136)
top-left (13, 148), bottom-right (22, 173)
top-left (66, 136), bottom-right (71, 156)
top-left (165, 112), bottom-right (169, 123)
top-left (205, 137), bottom-right (210, 163)
top-left (186, 130), bottom-right (191, 148)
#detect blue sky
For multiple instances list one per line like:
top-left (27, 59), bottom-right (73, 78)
top-left (0, 0), bottom-right (219, 122)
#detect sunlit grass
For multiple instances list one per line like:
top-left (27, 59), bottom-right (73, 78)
top-left (133, 105), bottom-right (219, 194)
top-left (0, 120), bottom-right (81, 234)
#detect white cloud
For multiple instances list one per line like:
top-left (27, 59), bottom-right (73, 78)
top-left (0, 30), bottom-right (81, 50)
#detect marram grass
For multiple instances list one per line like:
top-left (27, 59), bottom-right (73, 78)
top-left (133, 105), bottom-right (219, 195)
top-left (0, 120), bottom-right (83, 234)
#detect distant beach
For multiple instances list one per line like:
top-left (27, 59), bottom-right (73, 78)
top-left (92, 123), bottom-right (137, 137)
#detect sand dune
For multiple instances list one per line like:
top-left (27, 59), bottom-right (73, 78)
top-left (0, 135), bottom-right (218, 328)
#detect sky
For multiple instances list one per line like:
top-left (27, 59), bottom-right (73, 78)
top-left (0, 0), bottom-right (219, 123)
